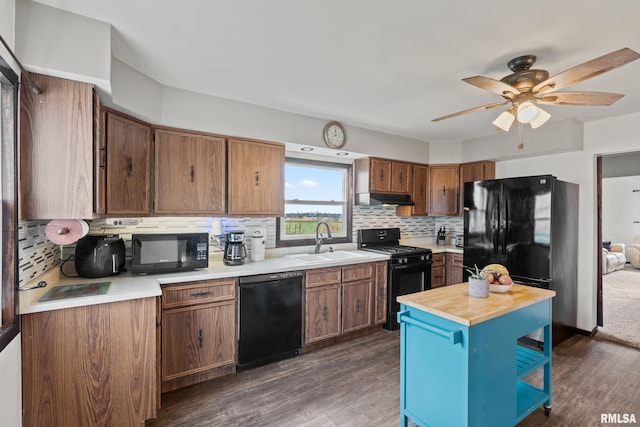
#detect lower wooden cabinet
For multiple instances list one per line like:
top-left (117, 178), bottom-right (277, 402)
top-left (342, 279), bottom-right (373, 334)
top-left (431, 253), bottom-right (446, 288)
top-left (446, 253), bottom-right (464, 286)
top-left (305, 282), bottom-right (342, 344)
top-left (304, 261), bottom-right (386, 345)
top-left (21, 298), bottom-right (157, 427)
top-left (162, 301), bottom-right (235, 381)
top-left (160, 278), bottom-right (236, 392)
top-left (432, 252), bottom-right (464, 288)
top-left (373, 261), bottom-right (388, 325)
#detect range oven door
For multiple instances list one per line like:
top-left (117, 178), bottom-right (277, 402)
top-left (385, 259), bottom-right (432, 331)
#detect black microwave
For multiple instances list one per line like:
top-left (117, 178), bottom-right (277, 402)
top-left (131, 233), bottom-right (209, 274)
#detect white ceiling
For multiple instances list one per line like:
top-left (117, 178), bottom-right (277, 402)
top-left (31, 0), bottom-right (640, 143)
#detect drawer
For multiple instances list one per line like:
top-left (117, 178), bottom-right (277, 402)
top-left (432, 253), bottom-right (445, 268)
top-left (450, 253), bottom-right (463, 264)
top-left (305, 267), bottom-right (342, 288)
top-left (162, 278), bottom-right (236, 308)
top-left (342, 263), bottom-right (374, 283)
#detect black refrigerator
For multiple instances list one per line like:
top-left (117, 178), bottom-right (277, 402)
top-left (463, 175), bottom-right (579, 345)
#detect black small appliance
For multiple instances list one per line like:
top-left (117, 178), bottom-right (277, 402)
top-left (131, 233), bottom-right (209, 274)
top-left (75, 235), bottom-right (126, 278)
top-left (224, 231), bottom-right (247, 265)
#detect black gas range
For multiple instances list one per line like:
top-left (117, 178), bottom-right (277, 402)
top-left (357, 228), bottom-right (432, 331)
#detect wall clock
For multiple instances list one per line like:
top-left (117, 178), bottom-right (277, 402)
top-left (323, 121), bottom-right (347, 149)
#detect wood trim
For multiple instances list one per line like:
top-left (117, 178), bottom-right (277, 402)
top-left (597, 156), bottom-right (603, 327)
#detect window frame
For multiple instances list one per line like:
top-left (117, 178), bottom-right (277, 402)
top-left (276, 157), bottom-right (352, 248)
top-left (0, 54), bottom-right (19, 351)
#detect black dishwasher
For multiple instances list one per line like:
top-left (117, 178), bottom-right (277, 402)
top-left (237, 271), bottom-right (303, 371)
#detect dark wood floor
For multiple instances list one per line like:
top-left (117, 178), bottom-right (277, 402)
top-left (147, 331), bottom-right (640, 427)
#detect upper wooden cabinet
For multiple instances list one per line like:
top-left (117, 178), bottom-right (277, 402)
top-left (429, 164), bottom-right (459, 216)
top-left (105, 111), bottom-right (152, 215)
top-left (20, 73), bottom-right (98, 219)
top-left (458, 161), bottom-right (495, 215)
top-left (397, 163), bottom-right (429, 217)
top-left (355, 157), bottom-right (413, 195)
top-left (154, 129), bottom-right (226, 215)
top-left (227, 138), bottom-right (284, 216)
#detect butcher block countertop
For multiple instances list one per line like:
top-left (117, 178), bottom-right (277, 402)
top-left (397, 283), bottom-right (556, 326)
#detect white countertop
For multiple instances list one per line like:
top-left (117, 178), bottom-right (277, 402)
top-left (19, 250), bottom-right (389, 315)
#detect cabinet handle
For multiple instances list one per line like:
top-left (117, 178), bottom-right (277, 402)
top-left (442, 185), bottom-right (446, 196)
top-left (255, 171), bottom-right (260, 186)
top-left (191, 291), bottom-right (212, 298)
top-left (99, 147), bottom-right (107, 169)
top-left (399, 172), bottom-right (403, 184)
top-left (380, 170), bottom-right (384, 182)
top-left (322, 306), bottom-right (327, 320)
top-left (420, 184), bottom-right (424, 195)
top-left (190, 165), bottom-right (195, 182)
top-left (397, 310), bottom-right (462, 344)
top-left (198, 329), bottom-right (203, 348)
top-left (127, 157), bottom-right (133, 176)
top-left (356, 300), bottom-right (361, 313)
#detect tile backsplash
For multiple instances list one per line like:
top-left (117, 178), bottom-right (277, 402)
top-left (19, 211), bottom-right (463, 283)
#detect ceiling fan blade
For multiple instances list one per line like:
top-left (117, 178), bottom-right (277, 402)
top-left (462, 76), bottom-right (520, 98)
top-left (533, 48), bottom-right (640, 94)
top-left (536, 91), bottom-right (624, 106)
top-left (432, 101), bottom-right (508, 122)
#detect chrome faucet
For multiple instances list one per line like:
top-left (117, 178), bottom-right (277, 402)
top-left (314, 221), bottom-right (333, 253)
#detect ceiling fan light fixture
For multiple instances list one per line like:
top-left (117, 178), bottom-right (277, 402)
top-left (492, 110), bottom-right (516, 131)
top-left (529, 106), bottom-right (551, 129)
top-left (516, 101), bottom-right (539, 123)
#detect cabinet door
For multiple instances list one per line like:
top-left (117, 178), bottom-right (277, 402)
top-left (305, 284), bottom-right (341, 344)
top-left (391, 162), bottom-right (412, 194)
top-left (162, 301), bottom-right (235, 381)
top-left (105, 112), bottom-right (152, 215)
top-left (459, 161), bottom-right (495, 216)
top-left (154, 129), bottom-right (226, 214)
top-left (374, 261), bottom-right (388, 325)
top-left (342, 279), bottom-right (373, 333)
top-left (429, 164), bottom-right (459, 215)
top-left (22, 298), bottom-right (157, 427)
top-left (412, 164), bottom-right (429, 216)
top-left (369, 158), bottom-right (392, 192)
top-left (20, 73), bottom-right (95, 219)
top-left (228, 138), bottom-right (284, 215)
top-left (431, 253), bottom-right (446, 288)
top-left (446, 253), bottom-right (464, 286)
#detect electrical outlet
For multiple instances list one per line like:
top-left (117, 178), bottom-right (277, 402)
top-left (105, 218), bottom-right (141, 226)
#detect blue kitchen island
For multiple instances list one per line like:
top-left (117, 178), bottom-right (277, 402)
top-left (397, 283), bottom-right (555, 427)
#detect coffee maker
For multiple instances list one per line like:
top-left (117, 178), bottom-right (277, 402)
top-left (224, 230), bottom-right (247, 265)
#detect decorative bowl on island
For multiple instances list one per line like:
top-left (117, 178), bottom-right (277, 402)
top-left (489, 283), bottom-right (513, 293)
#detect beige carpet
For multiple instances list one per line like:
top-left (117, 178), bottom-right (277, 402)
top-left (598, 266), bottom-right (640, 349)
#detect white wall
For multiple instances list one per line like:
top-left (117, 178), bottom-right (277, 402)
top-left (602, 176), bottom-right (640, 251)
top-left (0, 1), bottom-right (22, 425)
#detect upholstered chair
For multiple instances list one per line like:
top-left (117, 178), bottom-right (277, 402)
top-left (628, 235), bottom-right (640, 269)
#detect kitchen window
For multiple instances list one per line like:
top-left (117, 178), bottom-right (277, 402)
top-left (277, 158), bottom-right (352, 247)
top-left (0, 53), bottom-right (19, 351)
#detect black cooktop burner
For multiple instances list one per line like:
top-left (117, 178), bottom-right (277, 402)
top-left (361, 245), bottom-right (430, 256)
top-left (357, 228), bottom-right (431, 258)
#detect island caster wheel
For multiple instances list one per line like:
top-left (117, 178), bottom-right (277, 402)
top-left (544, 406), bottom-right (552, 416)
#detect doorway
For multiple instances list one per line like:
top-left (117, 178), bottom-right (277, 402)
top-left (597, 152), bottom-right (640, 348)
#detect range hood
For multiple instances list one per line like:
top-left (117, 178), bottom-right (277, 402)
top-left (355, 192), bottom-right (415, 206)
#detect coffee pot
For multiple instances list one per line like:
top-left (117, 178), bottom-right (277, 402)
top-left (224, 230), bottom-right (247, 265)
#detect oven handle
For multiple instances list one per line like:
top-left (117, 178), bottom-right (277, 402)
top-left (397, 311), bottom-right (462, 344)
top-left (390, 261), bottom-right (432, 270)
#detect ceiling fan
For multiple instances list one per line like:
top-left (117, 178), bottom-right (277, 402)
top-left (432, 47), bottom-right (640, 131)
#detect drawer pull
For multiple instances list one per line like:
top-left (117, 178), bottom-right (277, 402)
top-left (397, 311), bottom-right (462, 344)
top-left (198, 329), bottom-right (203, 348)
top-left (191, 291), bottom-right (212, 298)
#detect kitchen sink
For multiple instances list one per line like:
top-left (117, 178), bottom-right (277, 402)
top-left (285, 251), bottom-right (365, 264)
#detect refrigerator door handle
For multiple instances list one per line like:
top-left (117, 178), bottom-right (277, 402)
top-left (492, 195), bottom-right (500, 255)
top-left (501, 200), bottom-right (509, 256)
